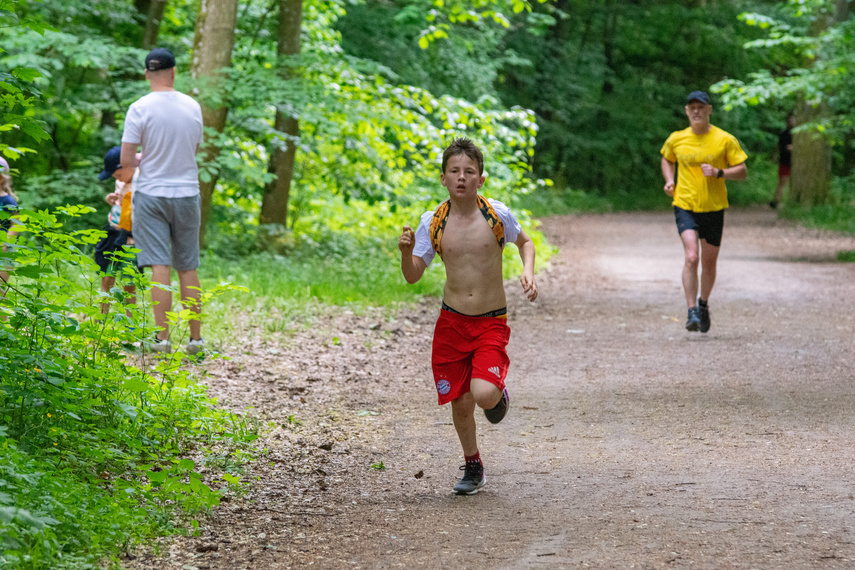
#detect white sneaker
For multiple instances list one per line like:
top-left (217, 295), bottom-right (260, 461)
top-left (144, 337), bottom-right (172, 354)
top-left (186, 338), bottom-right (204, 356)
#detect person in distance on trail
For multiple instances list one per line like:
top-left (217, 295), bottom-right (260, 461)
top-left (398, 137), bottom-right (538, 496)
top-left (120, 47), bottom-right (205, 355)
top-left (769, 114), bottom-right (795, 209)
top-left (660, 91), bottom-right (748, 333)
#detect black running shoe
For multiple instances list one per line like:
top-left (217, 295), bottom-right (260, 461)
top-left (698, 303), bottom-right (711, 333)
top-left (685, 307), bottom-right (701, 332)
top-left (452, 462), bottom-right (486, 495)
top-left (484, 388), bottom-right (509, 424)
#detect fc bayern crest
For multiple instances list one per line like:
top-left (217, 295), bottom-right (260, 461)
top-left (436, 379), bottom-right (451, 395)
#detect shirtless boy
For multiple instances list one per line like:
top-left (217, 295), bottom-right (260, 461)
top-left (398, 138), bottom-right (538, 495)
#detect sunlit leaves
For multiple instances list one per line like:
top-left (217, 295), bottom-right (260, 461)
top-left (717, 1), bottom-right (855, 145)
top-left (417, 0), bottom-right (553, 48)
top-left (739, 12), bottom-right (776, 29)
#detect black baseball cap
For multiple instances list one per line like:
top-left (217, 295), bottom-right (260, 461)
top-left (145, 47), bottom-right (176, 71)
top-left (686, 91), bottom-right (711, 105)
top-left (98, 146), bottom-right (122, 181)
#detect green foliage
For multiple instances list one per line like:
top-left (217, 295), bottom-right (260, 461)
top-left (338, 0), bottom-right (780, 210)
top-left (501, 1), bottom-right (775, 205)
top-left (779, 173), bottom-right (855, 235)
top-left (191, 0), bottom-right (553, 264)
top-left (0, 0), bottom-right (147, 177)
top-left (15, 169), bottom-right (110, 231)
top-left (338, 0), bottom-right (506, 101)
top-left (519, 183), bottom-right (613, 218)
top-left (0, 208), bottom-right (256, 568)
top-left (713, 0), bottom-right (855, 174)
top-left (0, 0), bottom-right (51, 167)
top-left (414, 0), bottom-right (552, 47)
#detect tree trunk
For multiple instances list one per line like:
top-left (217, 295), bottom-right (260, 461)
top-left (259, 0), bottom-right (303, 227)
top-left (142, 0), bottom-right (168, 49)
top-left (788, 2), bottom-right (841, 206)
top-left (790, 101), bottom-right (832, 206)
top-left (190, 0), bottom-right (240, 244)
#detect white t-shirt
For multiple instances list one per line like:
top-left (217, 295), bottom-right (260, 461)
top-left (412, 199), bottom-right (522, 267)
top-left (122, 91), bottom-right (204, 198)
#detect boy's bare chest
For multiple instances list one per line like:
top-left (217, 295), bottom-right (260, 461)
top-left (441, 214), bottom-right (501, 259)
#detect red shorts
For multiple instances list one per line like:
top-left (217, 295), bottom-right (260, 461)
top-left (778, 164), bottom-right (791, 178)
top-left (431, 309), bottom-right (511, 405)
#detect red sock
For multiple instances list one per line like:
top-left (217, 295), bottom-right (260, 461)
top-left (464, 451), bottom-right (482, 467)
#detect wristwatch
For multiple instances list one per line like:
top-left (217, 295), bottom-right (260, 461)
top-left (717, 169), bottom-right (724, 178)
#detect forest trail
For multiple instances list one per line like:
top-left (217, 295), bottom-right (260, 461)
top-left (130, 208), bottom-right (855, 569)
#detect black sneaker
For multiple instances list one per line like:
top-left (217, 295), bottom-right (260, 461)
top-left (452, 462), bottom-right (486, 495)
top-left (685, 307), bottom-right (701, 332)
top-left (698, 303), bottom-right (711, 333)
top-left (484, 388), bottom-right (509, 424)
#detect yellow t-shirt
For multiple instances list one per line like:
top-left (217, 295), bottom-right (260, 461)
top-left (660, 125), bottom-right (748, 213)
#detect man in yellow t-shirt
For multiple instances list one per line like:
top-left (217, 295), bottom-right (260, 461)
top-left (660, 91), bottom-right (748, 333)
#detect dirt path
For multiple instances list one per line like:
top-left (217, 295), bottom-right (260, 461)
top-left (129, 208), bottom-right (855, 569)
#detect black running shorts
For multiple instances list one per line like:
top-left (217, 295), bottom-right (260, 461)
top-left (674, 206), bottom-right (725, 247)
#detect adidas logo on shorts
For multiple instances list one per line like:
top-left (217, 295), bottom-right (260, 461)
top-left (488, 366), bottom-right (501, 378)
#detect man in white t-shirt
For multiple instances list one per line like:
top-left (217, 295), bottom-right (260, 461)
top-left (120, 47), bottom-right (205, 355)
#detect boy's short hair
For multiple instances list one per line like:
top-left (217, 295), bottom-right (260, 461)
top-left (442, 138), bottom-right (484, 175)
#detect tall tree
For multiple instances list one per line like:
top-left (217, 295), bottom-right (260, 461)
top-left (135, 0), bottom-right (169, 49)
top-left (190, 0), bottom-right (240, 242)
top-left (259, 0), bottom-right (303, 228)
top-left (789, 3), bottom-right (838, 206)
top-left (790, 102), bottom-right (831, 205)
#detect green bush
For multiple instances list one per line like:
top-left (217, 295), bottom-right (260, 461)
top-left (0, 207), bottom-right (255, 568)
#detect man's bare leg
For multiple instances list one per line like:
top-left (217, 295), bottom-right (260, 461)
top-left (680, 229), bottom-right (700, 308)
top-left (150, 264), bottom-right (172, 340)
top-left (100, 275), bottom-right (116, 315)
top-left (699, 240), bottom-right (720, 302)
top-left (177, 268), bottom-right (202, 339)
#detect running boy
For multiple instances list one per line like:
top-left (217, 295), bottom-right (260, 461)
top-left (398, 138), bottom-right (538, 495)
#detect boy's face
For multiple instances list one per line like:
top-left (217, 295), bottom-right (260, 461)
top-left (441, 154), bottom-right (484, 199)
top-left (112, 166), bottom-right (133, 184)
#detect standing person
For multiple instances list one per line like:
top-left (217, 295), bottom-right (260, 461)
top-left (0, 156), bottom-right (19, 298)
top-left (770, 115), bottom-right (795, 209)
top-left (94, 145), bottom-right (139, 316)
top-left (120, 48), bottom-right (205, 354)
top-left (660, 91), bottom-right (748, 333)
top-left (398, 138), bottom-right (538, 495)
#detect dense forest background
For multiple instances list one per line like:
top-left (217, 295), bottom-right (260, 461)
top-left (2, 0), bottom-right (853, 253)
top-left (1, 0), bottom-right (854, 567)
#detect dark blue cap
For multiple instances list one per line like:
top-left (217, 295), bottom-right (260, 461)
top-left (687, 91), bottom-right (711, 105)
top-left (145, 47), bottom-right (175, 71)
top-left (98, 146), bottom-right (122, 181)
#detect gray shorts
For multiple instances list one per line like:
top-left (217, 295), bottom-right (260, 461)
top-left (132, 192), bottom-right (201, 270)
